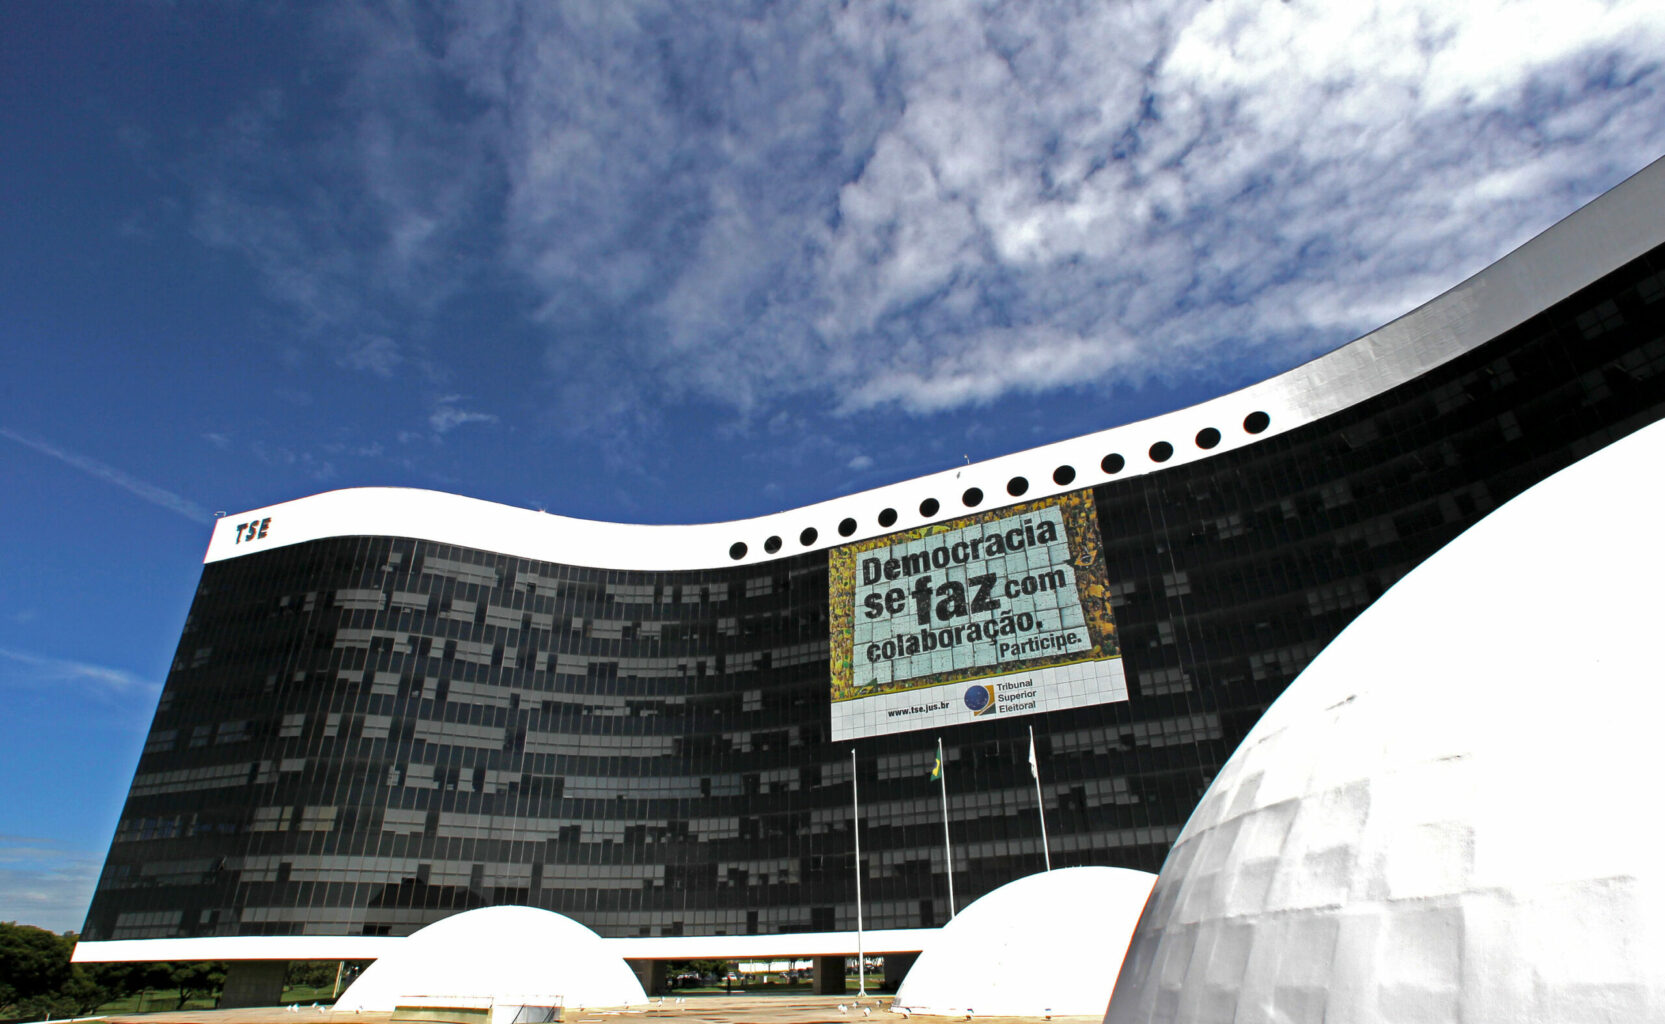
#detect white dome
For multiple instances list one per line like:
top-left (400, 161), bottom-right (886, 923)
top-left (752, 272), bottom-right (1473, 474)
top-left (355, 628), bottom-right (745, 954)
top-left (896, 866), bottom-right (1156, 1016)
top-left (335, 906), bottom-right (645, 1011)
top-left (1106, 418), bottom-right (1665, 1024)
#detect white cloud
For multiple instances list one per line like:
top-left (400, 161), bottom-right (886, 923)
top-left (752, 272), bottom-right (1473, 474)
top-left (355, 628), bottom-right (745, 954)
top-left (0, 647), bottom-right (159, 697)
top-left (204, 0), bottom-right (1665, 425)
top-left (0, 835), bottom-right (103, 933)
top-left (248, 440), bottom-right (338, 482)
top-left (320, 439), bottom-right (387, 461)
top-left (1, 427), bottom-right (212, 523)
top-left (465, 0), bottom-right (1664, 417)
top-left (189, 15), bottom-right (496, 385)
top-left (430, 396), bottom-right (499, 435)
top-left (341, 334), bottom-right (403, 377)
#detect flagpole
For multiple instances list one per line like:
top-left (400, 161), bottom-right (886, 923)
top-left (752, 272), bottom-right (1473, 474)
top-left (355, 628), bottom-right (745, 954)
top-left (851, 748), bottom-right (868, 997)
top-left (1029, 725), bottom-right (1051, 871)
top-left (937, 737), bottom-right (957, 918)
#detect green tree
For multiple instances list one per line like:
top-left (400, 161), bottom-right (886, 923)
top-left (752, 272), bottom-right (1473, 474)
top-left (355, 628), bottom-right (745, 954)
top-left (168, 961), bottom-right (227, 1009)
top-left (0, 922), bottom-right (73, 1016)
top-left (60, 965), bottom-right (117, 1016)
top-left (285, 960), bottom-right (339, 990)
top-left (117, 960), bottom-right (179, 1011)
top-left (85, 960), bottom-right (146, 1002)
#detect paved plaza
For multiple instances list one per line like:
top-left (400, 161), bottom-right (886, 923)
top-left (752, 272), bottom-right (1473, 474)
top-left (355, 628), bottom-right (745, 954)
top-left (100, 995), bottom-right (1100, 1024)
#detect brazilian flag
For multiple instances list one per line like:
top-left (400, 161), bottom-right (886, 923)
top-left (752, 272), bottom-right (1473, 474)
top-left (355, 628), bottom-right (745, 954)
top-left (930, 751), bottom-right (943, 781)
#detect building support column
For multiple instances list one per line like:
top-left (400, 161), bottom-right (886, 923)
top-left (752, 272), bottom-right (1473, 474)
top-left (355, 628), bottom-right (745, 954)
top-left (628, 959), bottom-right (667, 997)
top-left (220, 960), bottom-right (288, 1008)
top-left (882, 952), bottom-right (919, 992)
top-left (812, 956), bottom-right (847, 994)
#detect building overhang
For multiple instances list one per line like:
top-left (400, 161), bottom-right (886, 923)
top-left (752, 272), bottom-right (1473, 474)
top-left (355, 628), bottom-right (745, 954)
top-left (72, 928), bottom-right (939, 964)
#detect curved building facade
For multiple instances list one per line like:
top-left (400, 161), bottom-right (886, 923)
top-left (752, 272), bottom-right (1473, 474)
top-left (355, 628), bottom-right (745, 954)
top-left (80, 159), bottom-right (1665, 958)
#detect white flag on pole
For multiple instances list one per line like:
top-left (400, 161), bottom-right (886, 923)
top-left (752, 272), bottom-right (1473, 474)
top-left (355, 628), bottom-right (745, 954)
top-left (1027, 725), bottom-right (1051, 870)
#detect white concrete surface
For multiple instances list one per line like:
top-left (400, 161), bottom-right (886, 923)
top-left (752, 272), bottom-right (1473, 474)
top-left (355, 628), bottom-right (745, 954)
top-left (1105, 419), bottom-right (1665, 1023)
top-left (895, 866), bottom-right (1156, 1016)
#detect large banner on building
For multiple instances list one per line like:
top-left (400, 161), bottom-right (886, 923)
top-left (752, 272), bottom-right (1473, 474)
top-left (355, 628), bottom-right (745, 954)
top-left (829, 491), bottom-right (1127, 740)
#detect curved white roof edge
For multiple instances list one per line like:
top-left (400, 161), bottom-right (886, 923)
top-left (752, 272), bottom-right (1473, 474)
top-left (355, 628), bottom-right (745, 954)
top-left (204, 156), bottom-right (1665, 572)
top-left (72, 927), bottom-right (941, 963)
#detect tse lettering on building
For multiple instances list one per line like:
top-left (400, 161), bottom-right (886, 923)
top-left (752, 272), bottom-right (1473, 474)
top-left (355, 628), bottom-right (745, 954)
top-left (235, 517), bottom-right (272, 544)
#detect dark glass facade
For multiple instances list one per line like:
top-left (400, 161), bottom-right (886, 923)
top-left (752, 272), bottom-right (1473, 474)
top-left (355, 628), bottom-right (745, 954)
top-left (84, 242), bottom-right (1665, 943)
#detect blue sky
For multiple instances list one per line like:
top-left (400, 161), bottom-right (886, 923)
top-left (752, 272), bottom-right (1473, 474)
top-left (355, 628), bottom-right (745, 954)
top-left (3, 0), bottom-right (1662, 932)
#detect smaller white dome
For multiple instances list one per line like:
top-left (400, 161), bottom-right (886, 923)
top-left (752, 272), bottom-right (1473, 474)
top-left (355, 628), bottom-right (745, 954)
top-left (335, 906), bottom-right (645, 1011)
top-left (896, 866), bottom-right (1156, 1016)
